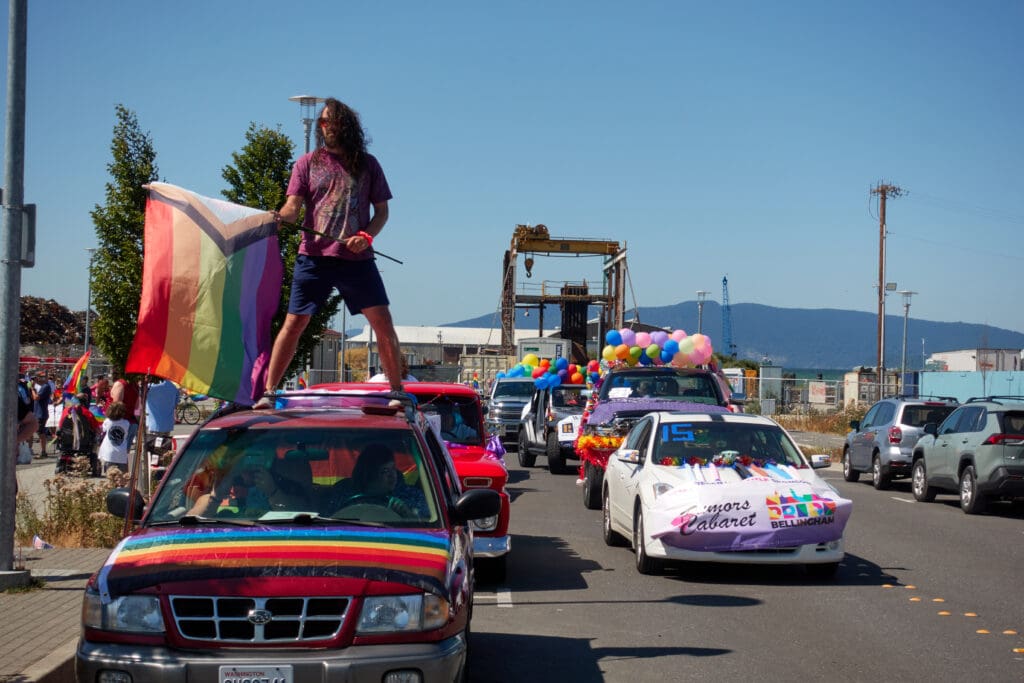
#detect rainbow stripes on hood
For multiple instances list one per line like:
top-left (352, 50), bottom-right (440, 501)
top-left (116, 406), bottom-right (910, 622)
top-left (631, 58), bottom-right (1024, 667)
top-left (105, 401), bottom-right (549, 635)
top-left (125, 182), bottom-right (282, 405)
top-left (96, 527), bottom-right (452, 603)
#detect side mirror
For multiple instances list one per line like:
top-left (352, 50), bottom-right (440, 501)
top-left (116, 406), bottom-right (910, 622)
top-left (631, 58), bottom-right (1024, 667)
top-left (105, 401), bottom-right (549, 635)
top-left (617, 448), bottom-right (641, 465)
top-left (923, 423), bottom-right (938, 436)
top-left (481, 404), bottom-right (489, 415)
top-left (849, 420), bottom-right (860, 431)
top-left (809, 454), bottom-right (832, 469)
top-left (106, 487), bottom-right (146, 521)
top-left (452, 488), bottom-right (501, 522)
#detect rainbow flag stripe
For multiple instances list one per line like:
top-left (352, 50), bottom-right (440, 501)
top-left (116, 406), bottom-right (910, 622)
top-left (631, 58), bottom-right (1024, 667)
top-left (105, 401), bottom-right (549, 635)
top-left (125, 183), bottom-right (282, 405)
top-left (97, 527), bottom-right (452, 601)
top-left (63, 350), bottom-right (90, 395)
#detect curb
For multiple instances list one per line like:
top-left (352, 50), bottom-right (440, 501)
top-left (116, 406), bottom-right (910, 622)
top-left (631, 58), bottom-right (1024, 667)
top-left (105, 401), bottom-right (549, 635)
top-left (18, 637), bottom-right (76, 683)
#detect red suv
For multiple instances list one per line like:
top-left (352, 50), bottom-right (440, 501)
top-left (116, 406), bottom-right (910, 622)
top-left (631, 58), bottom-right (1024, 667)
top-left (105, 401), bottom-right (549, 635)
top-left (78, 390), bottom-right (499, 682)
top-left (319, 382), bottom-right (512, 581)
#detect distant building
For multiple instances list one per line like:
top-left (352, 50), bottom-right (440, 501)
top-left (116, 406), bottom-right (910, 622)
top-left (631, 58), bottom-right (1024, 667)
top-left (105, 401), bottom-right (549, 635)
top-left (925, 348), bottom-right (1023, 373)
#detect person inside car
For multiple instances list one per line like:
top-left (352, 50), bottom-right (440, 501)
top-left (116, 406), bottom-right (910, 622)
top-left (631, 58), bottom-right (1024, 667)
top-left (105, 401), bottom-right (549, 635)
top-left (335, 443), bottom-right (415, 518)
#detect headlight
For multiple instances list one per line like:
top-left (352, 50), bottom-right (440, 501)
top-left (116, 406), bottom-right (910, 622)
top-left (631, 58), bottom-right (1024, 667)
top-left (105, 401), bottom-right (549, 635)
top-left (82, 590), bottom-right (165, 633)
top-left (472, 515), bottom-right (499, 532)
top-left (652, 482), bottom-right (673, 499)
top-left (357, 594), bottom-right (450, 634)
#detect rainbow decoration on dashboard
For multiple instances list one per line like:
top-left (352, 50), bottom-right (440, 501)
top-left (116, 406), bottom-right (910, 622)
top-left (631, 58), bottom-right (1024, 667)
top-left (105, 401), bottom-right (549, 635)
top-left (96, 527), bottom-right (451, 602)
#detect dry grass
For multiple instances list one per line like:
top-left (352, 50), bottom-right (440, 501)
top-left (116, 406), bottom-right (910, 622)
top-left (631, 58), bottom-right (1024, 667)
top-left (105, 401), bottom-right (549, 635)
top-left (774, 404), bottom-right (867, 436)
top-left (16, 464), bottom-right (129, 549)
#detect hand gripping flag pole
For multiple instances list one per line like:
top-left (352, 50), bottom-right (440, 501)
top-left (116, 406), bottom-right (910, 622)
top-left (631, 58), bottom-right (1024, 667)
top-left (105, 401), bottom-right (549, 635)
top-left (281, 220), bottom-right (403, 265)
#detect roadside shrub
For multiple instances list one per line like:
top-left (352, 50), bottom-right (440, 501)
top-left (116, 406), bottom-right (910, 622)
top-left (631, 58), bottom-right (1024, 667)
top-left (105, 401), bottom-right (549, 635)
top-left (775, 403), bottom-right (867, 436)
top-left (16, 466), bottom-right (129, 549)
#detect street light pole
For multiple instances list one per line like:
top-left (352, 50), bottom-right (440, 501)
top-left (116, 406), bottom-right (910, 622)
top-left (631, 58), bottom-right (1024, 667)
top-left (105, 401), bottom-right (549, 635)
top-left (84, 248), bottom-right (96, 354)
top-left (696, 290), bottom-right (709, 334)
top-left (288, 95), bottom-right (326, 154)
top-left (899, 290), bottom-right (916, 395)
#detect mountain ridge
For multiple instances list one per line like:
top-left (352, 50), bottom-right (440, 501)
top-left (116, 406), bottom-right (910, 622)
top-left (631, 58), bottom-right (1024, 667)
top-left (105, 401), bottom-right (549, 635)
top-left (443, 301), bottom-right (1024, 369)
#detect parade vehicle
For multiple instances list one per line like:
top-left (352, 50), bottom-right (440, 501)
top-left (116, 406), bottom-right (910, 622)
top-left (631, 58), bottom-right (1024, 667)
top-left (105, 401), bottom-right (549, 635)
top-left (517, 383), bottom-right (590, 473)
top-left (317, 381), bottom-right (512, 579)
top-left (602, 411), bottom-right (851, 577)
top-left (78, 390), bottom-right (500, 683)
top-left (483, 377), bottom-right (536, 450)
top-left (576, 365), bottom-right (733, 509)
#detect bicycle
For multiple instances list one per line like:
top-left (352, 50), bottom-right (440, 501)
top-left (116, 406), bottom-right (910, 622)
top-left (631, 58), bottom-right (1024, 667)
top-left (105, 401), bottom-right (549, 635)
top-left (175, 393), bottom-right (202, 425)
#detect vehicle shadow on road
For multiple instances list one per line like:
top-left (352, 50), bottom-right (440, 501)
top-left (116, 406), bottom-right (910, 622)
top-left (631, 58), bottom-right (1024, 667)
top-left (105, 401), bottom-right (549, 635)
top-left (477, 533), bottom-right (603, 592)
top-left (469, 632), bottom-right (731, 682)
top-left (657, 552), bottom-right (899, 587)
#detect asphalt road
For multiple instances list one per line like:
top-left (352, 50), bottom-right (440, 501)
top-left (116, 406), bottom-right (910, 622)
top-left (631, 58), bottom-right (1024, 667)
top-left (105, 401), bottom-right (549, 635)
top-left (469, 454), bottom-right (1024, 682)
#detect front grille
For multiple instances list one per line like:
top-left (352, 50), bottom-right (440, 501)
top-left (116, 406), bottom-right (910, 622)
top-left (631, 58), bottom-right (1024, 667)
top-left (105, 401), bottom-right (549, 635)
top-left (170, 595), bottom-right (350, 643)
top-left (490, 404), bottom-right (525, 421)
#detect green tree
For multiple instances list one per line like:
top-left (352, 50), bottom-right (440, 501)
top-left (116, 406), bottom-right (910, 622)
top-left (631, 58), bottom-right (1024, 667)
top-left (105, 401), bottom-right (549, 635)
top-left (221, 123), bottom-right (340, 381)
top-left (89, 105), bottom-right (159, 373)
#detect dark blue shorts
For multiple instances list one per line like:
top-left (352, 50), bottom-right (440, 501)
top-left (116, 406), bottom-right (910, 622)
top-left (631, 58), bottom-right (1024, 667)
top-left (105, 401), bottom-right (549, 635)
top-left (288, 254), bottom-right (390, 316)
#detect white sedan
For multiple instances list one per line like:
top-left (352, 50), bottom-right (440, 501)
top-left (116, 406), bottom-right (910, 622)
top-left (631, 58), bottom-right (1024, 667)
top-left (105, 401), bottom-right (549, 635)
top-left (602, 412), bottom-right (852, 577)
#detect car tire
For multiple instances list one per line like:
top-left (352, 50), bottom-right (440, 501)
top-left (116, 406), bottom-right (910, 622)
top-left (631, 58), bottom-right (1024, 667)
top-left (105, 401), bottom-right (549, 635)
top-left (633, 506), bottom-right (660, 575)
top-left (911, 459), bottom-right (936, 502)
top-left (806, 562), bottom-right (840, 580)
top-left (546, 433), bottom-right (567, 474)
top-left (602, 488), bottom-right (628, 547)
top-left (959, 465), bottom-right (987, 515)
top-left (516, 431), bottom-right (535, 468)
top-left (582, 462), bottom-right (602, 510)
top-left (872, 453), bottom-right (891, 490)
top-left (842, 448), bottom-right (860, 483)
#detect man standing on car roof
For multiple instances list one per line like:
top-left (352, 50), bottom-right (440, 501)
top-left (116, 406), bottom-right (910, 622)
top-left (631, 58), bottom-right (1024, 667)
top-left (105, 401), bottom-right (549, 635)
top-left (255, 97), bottom-right (402, 408)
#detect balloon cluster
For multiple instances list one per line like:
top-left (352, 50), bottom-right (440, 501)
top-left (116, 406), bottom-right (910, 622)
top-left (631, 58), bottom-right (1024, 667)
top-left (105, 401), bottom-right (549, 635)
top-left (496, 355), bottom-right (603, 388)
top-left (601, 328), bottom-right (714, 368)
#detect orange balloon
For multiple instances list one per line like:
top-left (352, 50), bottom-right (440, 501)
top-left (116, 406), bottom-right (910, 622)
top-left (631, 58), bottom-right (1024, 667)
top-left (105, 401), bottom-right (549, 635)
top-left (615, 344), bottom-right (629, 360)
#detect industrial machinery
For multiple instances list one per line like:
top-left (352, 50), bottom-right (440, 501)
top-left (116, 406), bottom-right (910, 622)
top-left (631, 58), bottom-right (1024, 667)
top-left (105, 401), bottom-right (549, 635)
top-left (500, 224), bottom-right (626, 364)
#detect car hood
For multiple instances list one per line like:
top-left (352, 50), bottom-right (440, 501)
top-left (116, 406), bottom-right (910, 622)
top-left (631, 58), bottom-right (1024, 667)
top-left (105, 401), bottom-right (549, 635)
top-left (642, 462), bottom-right (852, 552)
top-left (95, 526), bottom-right (453, 603)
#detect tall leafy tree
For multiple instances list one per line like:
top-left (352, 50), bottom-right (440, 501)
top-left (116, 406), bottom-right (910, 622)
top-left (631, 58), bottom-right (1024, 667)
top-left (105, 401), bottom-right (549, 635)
top-left (90, 105), bottom-right (159, 373)
top-left (221, 123), bottom-right (340, 381)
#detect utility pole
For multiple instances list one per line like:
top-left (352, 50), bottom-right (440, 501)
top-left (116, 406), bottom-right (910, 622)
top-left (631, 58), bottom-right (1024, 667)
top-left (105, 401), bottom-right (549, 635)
top-left (871, 182), bottom-right (903, 397)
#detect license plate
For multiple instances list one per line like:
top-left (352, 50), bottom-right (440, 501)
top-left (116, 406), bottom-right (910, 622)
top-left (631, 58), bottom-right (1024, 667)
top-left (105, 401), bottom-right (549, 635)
top-left (219, 665), bottom-right (293, 683)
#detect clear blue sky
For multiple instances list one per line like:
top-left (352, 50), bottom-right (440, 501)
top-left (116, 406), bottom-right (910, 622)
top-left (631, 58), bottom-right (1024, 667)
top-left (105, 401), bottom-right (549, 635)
top-left (4, 1), bottom-right (1023, 340)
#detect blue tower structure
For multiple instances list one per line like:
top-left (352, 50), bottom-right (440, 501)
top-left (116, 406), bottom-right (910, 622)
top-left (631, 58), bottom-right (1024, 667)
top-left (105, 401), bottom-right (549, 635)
top-left (721, 276), bottom-right (736, 357)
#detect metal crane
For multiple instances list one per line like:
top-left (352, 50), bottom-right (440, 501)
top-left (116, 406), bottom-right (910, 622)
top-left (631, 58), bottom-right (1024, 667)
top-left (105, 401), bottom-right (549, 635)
top-left (721, 276), bottom-right (737, 357)
top-left (500, 224), bottom-right (626, 362)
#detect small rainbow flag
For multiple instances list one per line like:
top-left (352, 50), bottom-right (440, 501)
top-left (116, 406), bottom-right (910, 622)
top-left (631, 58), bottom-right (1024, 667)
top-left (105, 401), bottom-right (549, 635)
top-left (63, 350), bottom-right (90, 395)
top-left (125, 183), bottom-right (282, 405)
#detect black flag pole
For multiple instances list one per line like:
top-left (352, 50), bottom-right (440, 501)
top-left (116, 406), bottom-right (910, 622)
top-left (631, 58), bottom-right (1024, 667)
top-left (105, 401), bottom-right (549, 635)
top-left (280, 220), bottom-right (403, 265)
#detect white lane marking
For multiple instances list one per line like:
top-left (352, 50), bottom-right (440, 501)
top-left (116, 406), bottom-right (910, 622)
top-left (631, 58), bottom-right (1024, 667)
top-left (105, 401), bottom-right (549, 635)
top-left (497, 588), bottom-right (513, 608)
top-left (891, 497), bottom-right (915, 503)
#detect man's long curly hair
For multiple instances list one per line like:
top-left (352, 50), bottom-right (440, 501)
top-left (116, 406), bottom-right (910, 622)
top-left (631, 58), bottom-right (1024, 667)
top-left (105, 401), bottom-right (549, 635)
top-left (314, 97), bottom-right (368, 178)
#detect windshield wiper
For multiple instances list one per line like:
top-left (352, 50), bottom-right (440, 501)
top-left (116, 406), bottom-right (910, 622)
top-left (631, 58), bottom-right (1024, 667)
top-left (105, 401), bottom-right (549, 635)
top-left (149, 515), bottom-right (256, 527)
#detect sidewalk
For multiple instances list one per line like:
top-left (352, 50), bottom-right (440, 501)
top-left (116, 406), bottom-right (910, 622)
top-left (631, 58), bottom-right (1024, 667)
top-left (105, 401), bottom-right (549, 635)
top-left (0, 547), bottom-right (110, 682)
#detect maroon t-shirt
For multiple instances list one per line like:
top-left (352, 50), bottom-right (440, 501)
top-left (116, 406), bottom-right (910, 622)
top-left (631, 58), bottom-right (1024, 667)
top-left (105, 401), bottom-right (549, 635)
top-left (287, 149), bottom-right (392, 260)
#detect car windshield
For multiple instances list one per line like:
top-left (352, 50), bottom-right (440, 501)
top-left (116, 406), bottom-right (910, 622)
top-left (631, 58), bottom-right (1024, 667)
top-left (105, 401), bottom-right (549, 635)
top-left (901, 404), bottom-right (956, 428)
top-left (551, 386), bottom-right (587, 409)
top-left (493, 381), bottom-right (535, 399)
top-left (147, 427), bottom-right (441, 527)
top-left (417, 395), bottom-right (483, 446)
top-left (600, 371), bottom-right (719, 404)
top-left (651, 421), bottom-right (805, 468)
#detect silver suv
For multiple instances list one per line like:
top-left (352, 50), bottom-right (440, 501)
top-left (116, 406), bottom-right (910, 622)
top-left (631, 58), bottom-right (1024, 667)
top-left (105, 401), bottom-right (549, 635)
top-left (911, 396), bottom-right (1024, 514)
top-left (843, 396), bottom-right (959, 490)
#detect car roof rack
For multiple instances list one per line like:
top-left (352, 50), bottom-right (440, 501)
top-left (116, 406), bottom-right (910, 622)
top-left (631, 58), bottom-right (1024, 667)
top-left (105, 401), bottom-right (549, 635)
top-left (964, 395), bottom-right (1024, 405)
top-left (253, 388), bottom-right (419, 421)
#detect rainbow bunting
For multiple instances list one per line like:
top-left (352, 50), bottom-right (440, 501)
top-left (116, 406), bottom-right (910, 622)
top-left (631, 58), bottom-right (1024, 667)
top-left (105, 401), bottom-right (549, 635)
top-left (63, 350), bottom-right (90, 395)
top-left (125, 183), bottom-right (282, 405)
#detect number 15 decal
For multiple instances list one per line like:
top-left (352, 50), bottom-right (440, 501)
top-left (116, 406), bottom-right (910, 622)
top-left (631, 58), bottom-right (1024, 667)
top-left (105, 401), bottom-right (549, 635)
top-left (661, 423), bottom-right (694, 442)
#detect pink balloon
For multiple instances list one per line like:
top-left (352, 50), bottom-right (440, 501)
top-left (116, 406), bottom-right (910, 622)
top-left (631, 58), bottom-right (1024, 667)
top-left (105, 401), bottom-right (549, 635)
top-left (635, 332), bottom-right (651, 348)
top-left (672, 351), bottom-right (689, 367)
top-left (670, 329), bottom-right (687, 342)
